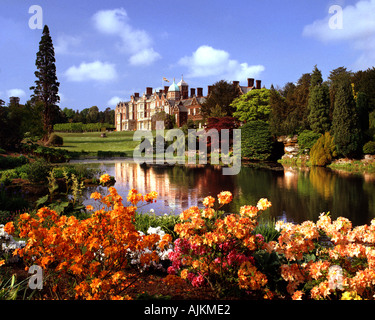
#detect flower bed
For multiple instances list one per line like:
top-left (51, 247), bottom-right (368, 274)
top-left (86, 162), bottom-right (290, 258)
top-left (1, 176), bottom-right (375, 300)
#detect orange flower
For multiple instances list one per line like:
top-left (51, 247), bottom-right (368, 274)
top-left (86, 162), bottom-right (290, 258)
top-left (202, 207), bottom-right (215, 219)
top-left (90, 192), bottom-right (102, 200)
top-left (292, 290), bottom-right (304, 300)
top-left (4, 221), bottom-right (15, 235)
top-left (86, 205), bottom-right (94, 211)
top-left (203, 196), bottom-right (215, 208)
top-left (99, 174), bottom-right (111, 184)
top-left (127, 189), bottom-right (143, 205)
top-left (180, 269), bottom-right (189, 279)
top-left (240, 205), bottom-right (258, 218)
top-left (0, 260), bottom-right (5, 267)
top-left (144, 191), bottom-right (158, 203)
top-left (217, 191), bottom-right (233, 205)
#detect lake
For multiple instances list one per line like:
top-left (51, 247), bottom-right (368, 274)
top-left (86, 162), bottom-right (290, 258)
top-left (76, 159), bottom-right (375, 227)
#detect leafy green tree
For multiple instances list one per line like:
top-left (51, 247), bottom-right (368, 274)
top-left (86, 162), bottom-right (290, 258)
top-left (352, 67), bottom-right (375, 112)
top-left (232, 88), bottom-right (271, 123)
top-left (240, 120), bottom-right (274, 161)
top-left (307, 66), bottom-right (331, 134)
top-left (328, 67), bottom-right (352, 120)
top-left (62, 108), bottom-right (76, 121)
top-left (269, 85), bottom-right (289, 136)
top-left (201, 80), bottom-right (240, 118)
top-left (87, 106), bottom-right (99, 123)
top-left (30, 25), bottom-right (60, 138)
top-left (310, 132), bottom-right (337, 166)
top-left (331, 80), bottom-right (362, 158)
top-left (356, 92), bottom-right (369, 134)
top-left (298, 130), bottom-right (321, 152)
top-left (279, 73), bottom-right (311, 135)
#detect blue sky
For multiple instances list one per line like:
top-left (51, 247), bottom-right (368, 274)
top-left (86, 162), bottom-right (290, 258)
top-left (1, 0), bottom-right (374, 110)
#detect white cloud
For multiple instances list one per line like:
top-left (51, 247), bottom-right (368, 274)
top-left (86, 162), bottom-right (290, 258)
top-left (303, 0), bottom-right (375, 68)
top-left (55, 35), bottom-right (81, 55)
top-left (65, 61), bottom-right (118, 82)
top-left (107, 96), bottom-right (125, 106)
top-left (178, 45), bottom-right (265, 81)
top-left (92, 8), bottom-right (161, 66)
top-left (7, 88), bottom-right (26, 98)
top-left (129, 48), bottom-right (161, 66)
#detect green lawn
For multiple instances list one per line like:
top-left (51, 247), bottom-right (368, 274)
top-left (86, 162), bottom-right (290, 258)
top-left (57, 131), bottom-right (141, 157)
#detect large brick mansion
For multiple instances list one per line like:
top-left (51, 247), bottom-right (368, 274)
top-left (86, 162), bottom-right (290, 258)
top-left (115, 77), bottom-right (262, 131)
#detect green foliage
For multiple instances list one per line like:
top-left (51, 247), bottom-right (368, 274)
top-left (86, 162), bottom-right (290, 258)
top-left (232, 88), bottom-right (271, 123)
top-left (201, 80), bottom-right (240, 117)
top-left (0, 105), bottom-right (24, 150)
top-left (310, 132), bottom-right (337, 166)
top-left (308, 79), bottom-right (331, 134)
top-left (254, 218), bottom-right (280, 242)
top-left (0, 155), bottom-right (29, 170)
top-left (363, 141), bottom-right (375, 155)
top-left (0, 184), bottom-right (29, 214)
top-left (23, 159), bottom-right (52, 182)
top-left (240, 120), bottom-right (274, 161)
top-left (47, 133), bottom-right (64, 146)
top-left (0, 159), bottom-right (52, 183)
top-left (30, 25), bottom-right (60, 137)
top-left (134, 212), bottom-right (181, 241)
top-left (331, 80), bottom-right (362, 158)
top-left (356, 92), bottom-right (369, 133)
top-left (53, 122), bottom-right (115, 132)
top-left (298, 130), bottom-right (321, 152)
top-left (21, 141), bottom-right (70, 163)
top-left (151, 111), bottom-right (175, 130)
top-left (269, 87), bottom-right (289, 136)
top-left (35, 169), bottom-right (88, 218)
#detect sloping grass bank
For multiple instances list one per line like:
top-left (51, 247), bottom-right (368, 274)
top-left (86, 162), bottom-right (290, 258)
top-left (56, 131), bottom-right (140, 158)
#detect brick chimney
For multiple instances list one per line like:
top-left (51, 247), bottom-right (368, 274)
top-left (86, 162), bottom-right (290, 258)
top-left (146, 87), bottom-right (153, 96)
top-left (247, 78), bottom-right (254, 87)
top-left (134, 92), bottom-right (139, 98)
top-left (197, 87), bottom-right (203, 97)
top-left (207, 86), bottom-right (213, 96)
top-left (256, 80), bottom-right (261, 89)
top-left (190, 88), bottom-right (196, 97)
top-left (164, 86), bottom-right (169, 94)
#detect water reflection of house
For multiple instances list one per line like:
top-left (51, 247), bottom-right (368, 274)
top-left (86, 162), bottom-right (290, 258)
top-left (277, 168), bottom-right (298, 190)
top-left (115, 162), bottom-right (203, 211)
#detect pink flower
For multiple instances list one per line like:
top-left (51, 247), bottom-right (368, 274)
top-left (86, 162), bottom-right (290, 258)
top-left (191, 274), bottom-right (205, 287)
top-left (167, 266), bottom-right (177, 275)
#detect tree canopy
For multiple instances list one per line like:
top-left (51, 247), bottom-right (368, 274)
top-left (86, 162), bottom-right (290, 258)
top-left (232, 88), bottom-right (271, 123)
top-left (200, 80), bottom-right (240, 118)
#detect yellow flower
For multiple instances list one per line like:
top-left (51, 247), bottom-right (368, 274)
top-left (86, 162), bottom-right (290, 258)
top-left (341, 291), bottom-right (362, 300)
top-left (256, 198), bottom-right (272, 211)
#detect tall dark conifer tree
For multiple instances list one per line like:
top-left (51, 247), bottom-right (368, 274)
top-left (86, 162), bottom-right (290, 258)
top-left (307, 65), bottom-right (331, 134)
top-left (30, 25), bottom-right (60, 138)
top-left (331, 79), bottom-right (361, 158)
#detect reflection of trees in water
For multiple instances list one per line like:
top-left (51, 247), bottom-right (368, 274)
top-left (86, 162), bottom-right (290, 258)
top-left (79, 161), bottom-right (375, 226)
top-left (232, 166), bottom-right (374, 226)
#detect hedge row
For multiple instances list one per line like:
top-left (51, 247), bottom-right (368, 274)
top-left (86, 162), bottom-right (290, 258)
top-left (54, 122), bottom-right (115, 133)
